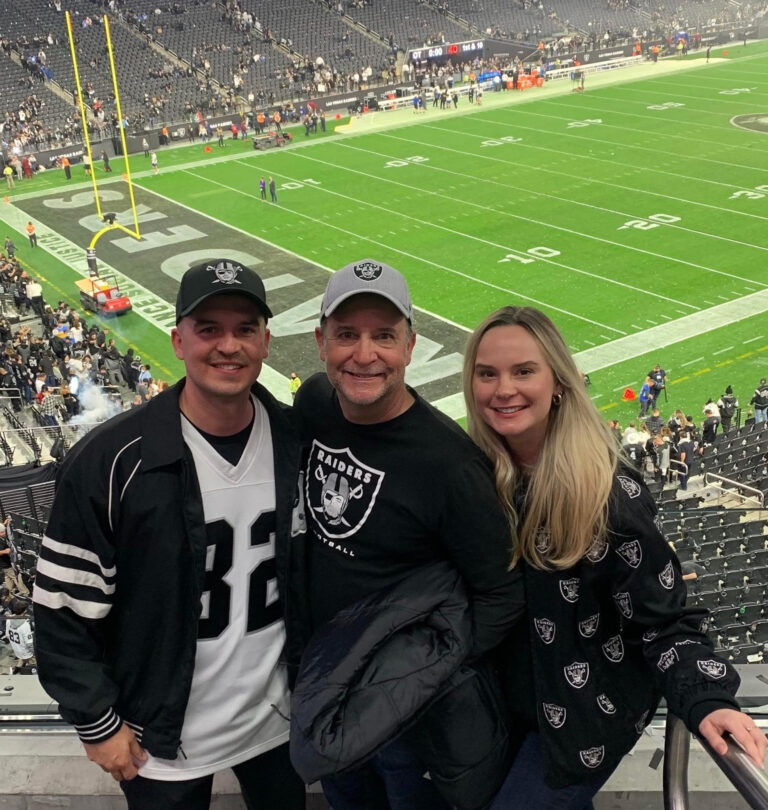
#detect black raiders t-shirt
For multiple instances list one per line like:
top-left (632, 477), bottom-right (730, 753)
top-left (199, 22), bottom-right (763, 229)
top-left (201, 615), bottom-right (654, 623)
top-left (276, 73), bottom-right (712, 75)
top-left (295, 374), bottom-right (520, 643)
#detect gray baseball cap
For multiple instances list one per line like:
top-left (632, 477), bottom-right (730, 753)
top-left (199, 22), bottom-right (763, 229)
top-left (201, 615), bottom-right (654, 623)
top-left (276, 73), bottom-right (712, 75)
top-left (320, 259), bottom-right (412, 322)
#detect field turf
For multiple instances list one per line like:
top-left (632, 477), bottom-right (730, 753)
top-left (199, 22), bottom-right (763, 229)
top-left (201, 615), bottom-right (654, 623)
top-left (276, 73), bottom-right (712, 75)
top-left (3, 39), bottom-right (768, 426)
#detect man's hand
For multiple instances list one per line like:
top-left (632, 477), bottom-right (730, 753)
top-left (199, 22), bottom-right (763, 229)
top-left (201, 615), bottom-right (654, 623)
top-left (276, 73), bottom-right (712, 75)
top-left (699, 708), bottom-right (767, 768)
top-left (83, 723), bottom-right (147, 782)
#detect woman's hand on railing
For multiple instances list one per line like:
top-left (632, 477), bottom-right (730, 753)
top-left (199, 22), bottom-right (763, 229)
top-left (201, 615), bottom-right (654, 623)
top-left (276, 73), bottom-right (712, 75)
top-left (699, 709), bottom-right (767, 767)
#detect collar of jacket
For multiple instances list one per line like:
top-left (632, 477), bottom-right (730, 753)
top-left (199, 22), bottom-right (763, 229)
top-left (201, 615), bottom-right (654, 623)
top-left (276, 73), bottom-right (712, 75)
top-left (139, 378), bottom-right (291, 470)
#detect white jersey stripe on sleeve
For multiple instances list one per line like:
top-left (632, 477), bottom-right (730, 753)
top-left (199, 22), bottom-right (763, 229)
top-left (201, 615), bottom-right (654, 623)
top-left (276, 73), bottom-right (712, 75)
top-left (41, 536), bottom-right (116, 578)
top-left (33, 585), bottom-right (112, 620)
top-left (35, 557), bottom-right (116, 594)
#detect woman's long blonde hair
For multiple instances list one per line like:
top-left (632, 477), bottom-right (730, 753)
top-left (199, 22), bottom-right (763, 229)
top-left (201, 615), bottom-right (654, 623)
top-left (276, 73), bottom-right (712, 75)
top-left (463, 307), bottom-right (619, 570)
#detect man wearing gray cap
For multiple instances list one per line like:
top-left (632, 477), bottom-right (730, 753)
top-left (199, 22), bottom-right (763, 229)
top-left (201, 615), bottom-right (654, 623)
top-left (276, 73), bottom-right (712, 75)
top-left (33, 259), bottom-right (305, 809)
top-left (294, 259), bottom-right (523, 809)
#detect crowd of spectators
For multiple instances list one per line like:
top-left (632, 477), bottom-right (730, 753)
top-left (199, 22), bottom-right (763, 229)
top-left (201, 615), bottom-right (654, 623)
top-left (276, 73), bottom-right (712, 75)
top-left (0, 249), bottom-right (167, 433)
top-left (607, 367), bottom-right (768, 493)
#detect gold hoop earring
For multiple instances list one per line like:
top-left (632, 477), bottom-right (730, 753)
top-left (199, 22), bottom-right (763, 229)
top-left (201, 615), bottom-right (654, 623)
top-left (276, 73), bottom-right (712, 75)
top-left (552, 393), bottom-right (563, 406)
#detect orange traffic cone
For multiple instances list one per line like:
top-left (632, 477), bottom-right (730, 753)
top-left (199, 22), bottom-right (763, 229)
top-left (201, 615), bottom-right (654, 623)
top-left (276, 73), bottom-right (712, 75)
top-left (622, 388), bottom-right (636, 401)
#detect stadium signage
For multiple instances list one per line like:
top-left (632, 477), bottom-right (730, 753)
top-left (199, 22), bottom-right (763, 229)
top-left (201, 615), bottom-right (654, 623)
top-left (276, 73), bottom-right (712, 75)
top-left (409, 39), bottom-right (484, 65)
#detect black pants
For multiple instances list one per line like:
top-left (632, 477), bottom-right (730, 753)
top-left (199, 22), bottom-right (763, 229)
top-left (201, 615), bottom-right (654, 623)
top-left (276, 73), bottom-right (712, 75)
top-left (120, 742), bottom-right (305, 810)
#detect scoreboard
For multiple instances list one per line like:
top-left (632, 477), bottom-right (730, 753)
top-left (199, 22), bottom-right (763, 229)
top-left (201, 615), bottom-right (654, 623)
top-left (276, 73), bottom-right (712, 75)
top-left (409, 39), bottom-right (484, 65)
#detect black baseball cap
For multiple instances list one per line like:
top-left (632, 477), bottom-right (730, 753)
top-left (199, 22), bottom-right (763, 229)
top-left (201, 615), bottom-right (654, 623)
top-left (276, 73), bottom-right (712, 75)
top-left (175, 259), bottom-right (272, 323)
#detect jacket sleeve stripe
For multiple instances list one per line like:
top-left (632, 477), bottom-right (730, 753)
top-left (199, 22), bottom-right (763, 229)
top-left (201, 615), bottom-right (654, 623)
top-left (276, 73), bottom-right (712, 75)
top-left (35, 557), bottom-right (116, 594)
top-left (41, 536), bottom-right (116, 578)
top-left (75, 708), bottom-right (122, 743)
top-left (33, 584), bottom-right (112, 620)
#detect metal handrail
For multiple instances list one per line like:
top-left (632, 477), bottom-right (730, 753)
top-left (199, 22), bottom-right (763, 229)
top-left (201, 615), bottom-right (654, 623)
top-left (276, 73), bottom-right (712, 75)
top-left (664, 713), bottom-right (768, 810)
top-left (664, 713), bottom-right (690, 810)
top-left (704, 472), bottom-right (765, 508)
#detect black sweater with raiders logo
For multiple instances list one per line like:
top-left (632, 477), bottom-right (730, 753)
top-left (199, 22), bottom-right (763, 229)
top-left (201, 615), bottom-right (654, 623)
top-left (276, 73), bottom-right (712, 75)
top-left (294, 373), bottom-right (525, 660)
top-left (498, 465), bottom-right (740, 788)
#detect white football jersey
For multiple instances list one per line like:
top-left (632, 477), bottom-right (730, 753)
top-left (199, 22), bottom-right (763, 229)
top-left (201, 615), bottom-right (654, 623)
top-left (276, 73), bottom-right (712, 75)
top-left (141, 398), bottom-right (290, 780)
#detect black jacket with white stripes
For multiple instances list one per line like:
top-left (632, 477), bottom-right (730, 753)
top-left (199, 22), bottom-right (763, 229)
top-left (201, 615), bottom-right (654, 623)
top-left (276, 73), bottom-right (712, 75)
top-left (498, 467), bottom-right (741, 788)
top-left (32, 380), bottom-right (304, 758)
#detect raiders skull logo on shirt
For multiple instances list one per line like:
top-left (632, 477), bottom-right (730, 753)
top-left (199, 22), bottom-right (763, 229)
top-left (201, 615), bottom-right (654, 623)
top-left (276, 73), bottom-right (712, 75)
top-left (658, 560), bottom-right (675, 590)
top-left (613, 592), bottom-right (633, 619)
top-left (534, 617), bottom-right (556, 644)
top-left (697, 659), bottom-right (727, 680)
top-left (578, 613), bottom-right (600, 638)
top-left (559, 577), bottom-right (580, 603)
top-left (597, 693), bottom-right (617, 715)
top-left (542, 703), bottom-right (567, 729)
top-left (579, 746), bottom-right (605, 769)
top-left (602, 635), bottom-right (624, 663)
top-left (564, 661), bottom-right (590, 689)
top-left (657, 647), bottom-right (679, 672)
top-left (617, 475), bottom-right (641, 499)
top-left (585, 536), bottom-right (608, 563)
top-left (615, 539), bottom-right (642, 568)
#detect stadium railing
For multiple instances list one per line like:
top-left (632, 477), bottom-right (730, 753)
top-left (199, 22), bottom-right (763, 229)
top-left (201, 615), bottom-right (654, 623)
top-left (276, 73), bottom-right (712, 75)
top-left (664, 712), bottom-right (768, 809)
top-left (703, 473), bottom-right (765, 508)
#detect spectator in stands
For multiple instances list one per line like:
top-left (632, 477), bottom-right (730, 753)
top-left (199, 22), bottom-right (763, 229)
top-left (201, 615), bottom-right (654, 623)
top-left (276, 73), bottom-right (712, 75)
top-left (645, 407), bottom-right (664, 436)
top-left (0, 518), bottom-right (26, 595)
top-left (5, 597), bottom-right (35, 674)
top-left (666, 409), bottom-right (684, 441)
top-left (26, 275), bottom-right (42, 313)
top-left (702, 398), bottom-right (720, 444)
top-left (717, 386), bottom-right (738, 433)
top-left (33, 260), bottom-right (306, 808)
top-left (463, 306), bottom-right (766, 808)
top-left (39, 385), bottom-right (60, 426)
top-left (676, 428), bottom-right (695, 490)
top-left (294, 261), bottom-right (522, 809)
top-left (750, 378), bottom-right (768, 424)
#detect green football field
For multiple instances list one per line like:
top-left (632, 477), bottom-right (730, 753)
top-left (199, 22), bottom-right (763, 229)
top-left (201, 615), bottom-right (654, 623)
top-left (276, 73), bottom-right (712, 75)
top-left (3, 40), bottom-right (768, 426)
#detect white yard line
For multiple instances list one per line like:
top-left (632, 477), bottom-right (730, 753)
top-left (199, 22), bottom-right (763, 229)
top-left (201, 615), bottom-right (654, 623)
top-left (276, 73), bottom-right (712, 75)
top-left (186, 167), bottom-right (625, 334)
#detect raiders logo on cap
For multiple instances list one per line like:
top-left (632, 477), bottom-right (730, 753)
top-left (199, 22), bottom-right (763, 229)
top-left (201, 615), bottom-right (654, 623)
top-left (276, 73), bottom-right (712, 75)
top-left (597, 694), bottom-right (617, 715)
top-left (578, 613), bottom-right (600, 638)
top-left (210, 260), bottom-right (243, 285)
top-left (579, 746), bottom-right (605, 769)
top-left (585, 536), bottom-right (608, 563)
top-left (697, 659), bottom-right (727, 680)
top-left (534, 617), bottom-right (556, 644)
top-left (542, 703), bottom-right (567, 729)
top-left (617, 475), bottom-right (641, 499)
top-left (602, 635), bottom-right (624, 663)
top-left (613, 591), bottom-right (633, 619)
top-left (657, 647), bottom-right (679, 672)
top-left (564, 661), bottom-right (589, 689)
top-left (615, 539), bottom-right (642, 569)
top-left (353, 260), bottom-right (383, 281)
top-left (658, 560), bottom-right (675, 590)
top-left (559, 577), bottom-right (580, 603)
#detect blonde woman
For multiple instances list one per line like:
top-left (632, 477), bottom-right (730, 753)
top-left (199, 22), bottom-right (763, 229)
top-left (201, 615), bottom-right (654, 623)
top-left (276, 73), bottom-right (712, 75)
top-left (463, 306), bottom-right (766, 808)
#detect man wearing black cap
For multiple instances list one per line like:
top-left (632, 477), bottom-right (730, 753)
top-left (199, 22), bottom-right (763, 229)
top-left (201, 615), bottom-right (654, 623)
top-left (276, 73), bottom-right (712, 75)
top-left (33, 259), bottom-right (305, 809)
top-left (294, 259), bottom-right (524, 809)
